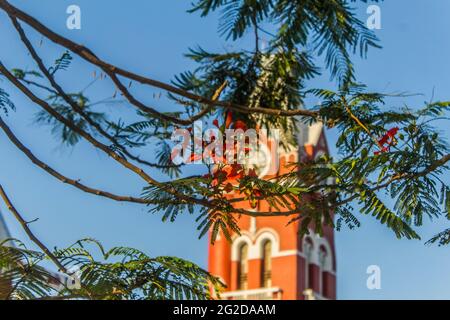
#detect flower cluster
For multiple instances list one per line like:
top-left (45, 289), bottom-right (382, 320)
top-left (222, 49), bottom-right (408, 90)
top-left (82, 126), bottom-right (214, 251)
top-left (203, 113), bottom-right (263, 209)
top-left (375, 127), bottom-right (399, 155)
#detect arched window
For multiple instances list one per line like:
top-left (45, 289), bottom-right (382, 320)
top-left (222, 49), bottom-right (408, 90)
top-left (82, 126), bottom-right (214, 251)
top-left (303, 237), bottom-right (314, 289)
top-left (237, 243), bottom-right (249, 290)
top-left (261, 240), bottom-right (272, 288)
top-left (319, 245), bottom-right (328, 270)
top-left (303, 237), bottom-right (314, 261)
top-left (318, 245), bottom-right (328, 295)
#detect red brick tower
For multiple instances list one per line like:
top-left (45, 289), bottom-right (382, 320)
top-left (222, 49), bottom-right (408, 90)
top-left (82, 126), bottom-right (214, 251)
top-left (208, 123), bottom-right (337, 300)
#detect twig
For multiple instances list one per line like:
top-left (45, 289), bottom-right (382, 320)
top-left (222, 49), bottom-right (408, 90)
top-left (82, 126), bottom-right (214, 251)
top-left (342, 96), bottom-right (383, 149)
top-left (10, 16), bottom-right (177, 170)
top-left (0, 0), bottom-right (318, 119)
top-left (0, 184), bottom-right (67, 273)
top-left (0, 116), bottom-right (150, 204)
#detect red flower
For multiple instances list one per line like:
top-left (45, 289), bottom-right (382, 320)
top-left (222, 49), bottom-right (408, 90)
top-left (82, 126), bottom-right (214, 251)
top-left (378, 127), bottom-right (399, 146)
top-left (212, 119), bottom-right (220, 128)
top-left (375, 127), bottom-right (399, 154)
top-left (374, 146), bottom-right (390, 155)
top-left (248, 168), bottom-right (258, 178)
top-left (189, 153), bottom-right (203, 162)
top-left (224, 183), bottom-right (234, 193)
top-left (234, 120), bottom-right (247, 131)
top-left (253, 190), bottom-right (262, 198)
top-left (213, 169), bottom-right (227, 179)
top-left (229, 164), bottom-right (244, 178)
top-left (225, 112), bottom-right (233, 129)
top-left (221, 164), bottom-right (244, 181)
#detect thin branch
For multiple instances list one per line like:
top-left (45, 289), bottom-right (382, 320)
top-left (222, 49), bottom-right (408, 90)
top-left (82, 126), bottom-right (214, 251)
top-left (343, 97), bottom-right (382, 149)
top-left (0, 116), bottom-right (150, 204)
top-left (334, 153), bottom-right (450, 207)
top-left (9, 16), bottom-right (177, 171)
top-left (0, 61), bottom-right (225, 211)
top-left (0, 0), bottom-right (319, 119)
top-left (232, 153), bottom-right (450, 217)
top-left (19, 78), bottom-right (58, 95)
top-left (0, 184), bottom-right (67, 273)
top-left (0, 61), bottom-right (160, 185)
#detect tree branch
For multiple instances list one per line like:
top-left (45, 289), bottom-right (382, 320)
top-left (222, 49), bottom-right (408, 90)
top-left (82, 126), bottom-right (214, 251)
top-left (0, 184), bottom-right (67, 273)
top-left (0, 0), bottom-right (318, 119)
top-left (9, 16), bottom-right (180, 171)
top-left (0, 61), bottom-right (164, 185)
top-left (0, 116), bottom-right (151, 204)
top-left (334, 153), bottom-right (450, 207)
top-left (2, 59), bottom-right (298, 218)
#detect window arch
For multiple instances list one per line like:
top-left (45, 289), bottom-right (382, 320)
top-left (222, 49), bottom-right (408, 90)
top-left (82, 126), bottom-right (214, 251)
top-left (318, 245), bottom-right (328, 269)
top-left (237, 243), bottom-right (249, 290)
top-left (303, 237), bottom-right (314, 261)
top-left (318, 245), bottom-right (329, 295)
top-left (316, 239), bottom-right (333, 272)
top-left (303, 236), bottom-right (314, 289)
top-left (261, 240), bottom-right (272, 288)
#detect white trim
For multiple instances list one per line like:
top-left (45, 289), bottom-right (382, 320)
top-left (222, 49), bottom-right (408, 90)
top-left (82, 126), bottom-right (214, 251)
top-left (231, 228), bottom-right (281, 261)
top-left (301, 230), bottom-right (334, 272)
top-left (315, 238), bottom-right (333, 272)
top-left (303, 289), bottom-right (329, 301)
top-left (273, 249), bottom-right (305, 259)
top-left (231, 234), bottom-right (253, 261)
top-left (249, 217), bottom-right (257, 235)
top-left (254, 229), bottom-right (279, 258)
top-left (220, 287), bottom-right (282, 300)
top-left (230, 229), bottom-right (335, 273)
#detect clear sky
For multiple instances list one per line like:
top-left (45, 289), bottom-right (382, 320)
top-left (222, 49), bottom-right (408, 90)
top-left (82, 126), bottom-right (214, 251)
top-left (0, 0), bottom-right (449, 299)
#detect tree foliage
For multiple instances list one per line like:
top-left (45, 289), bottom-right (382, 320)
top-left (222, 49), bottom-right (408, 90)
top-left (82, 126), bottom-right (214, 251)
top-left (0, 239), bottom-right (221, 300)
top-left (0, 181), bottom-right (221, 300)
top-left (0, 0), bottom-right (449, 300)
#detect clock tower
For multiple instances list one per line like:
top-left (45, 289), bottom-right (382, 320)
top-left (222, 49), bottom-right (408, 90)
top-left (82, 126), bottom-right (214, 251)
top-left (208, 123), bottom-right (337, 300)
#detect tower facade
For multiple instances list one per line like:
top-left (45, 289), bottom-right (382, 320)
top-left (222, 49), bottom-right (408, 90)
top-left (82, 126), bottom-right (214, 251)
top-left (208, 123), bottom-right (337, 300)
top-left (0, 210), bottom-right (10, 242)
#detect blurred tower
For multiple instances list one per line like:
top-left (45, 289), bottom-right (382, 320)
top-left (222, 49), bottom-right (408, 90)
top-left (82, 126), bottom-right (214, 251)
top-left (0, 209), bottom-right (11, 296)
top-left (0, 210), bottom-right (10, 241)
top-left (208, 123), bottom-right (337, 300)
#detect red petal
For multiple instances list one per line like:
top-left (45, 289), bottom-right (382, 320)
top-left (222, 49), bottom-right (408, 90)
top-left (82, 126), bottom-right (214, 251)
top-left (224, 183), bottom-right (234, 192)
top-left (248, 168), bottom-right (258, 177)
top-left (378, 135), bottom-right (389, 146)
top-left (229, 164), bottom-right (243, 177)
top-left (225, 112), bottom-right (233, 129)
top-left (387, 127), bottom-right (399, 137)
top-left (234, 120), bottom-right (247, 131)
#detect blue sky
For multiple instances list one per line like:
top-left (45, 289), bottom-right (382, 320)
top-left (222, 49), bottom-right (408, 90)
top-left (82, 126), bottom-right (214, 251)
top-left (0, 0), bottom-right (449, 299)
